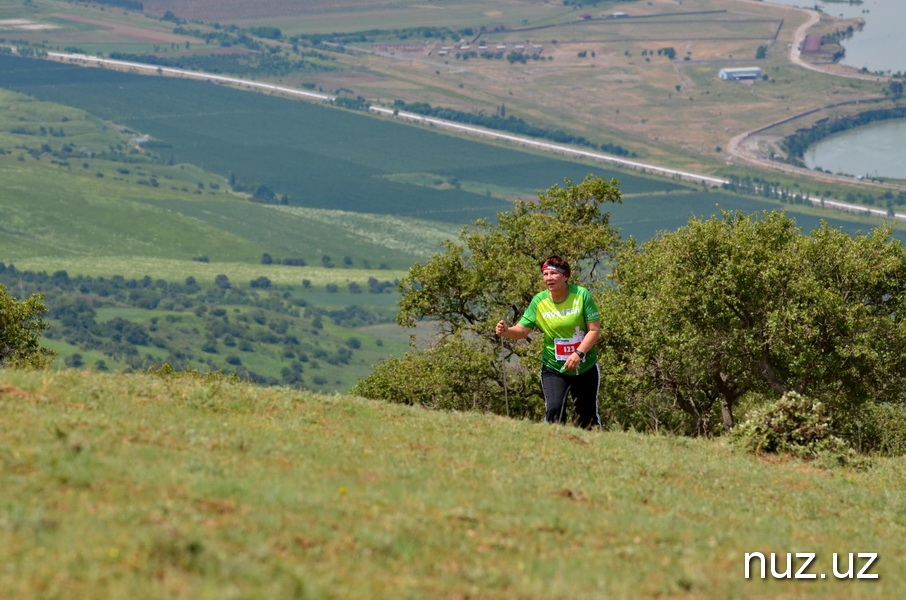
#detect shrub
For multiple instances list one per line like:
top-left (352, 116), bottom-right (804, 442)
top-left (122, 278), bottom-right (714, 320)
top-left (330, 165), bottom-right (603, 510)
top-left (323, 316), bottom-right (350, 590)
top-left (836, 402), bottom-right (906, 457)
top-left (0, 284), bottom-right (55, 368)
top-left (145, 362), bottom-right (240, 383)
top-left (731, 392), bottom-right (868, 468)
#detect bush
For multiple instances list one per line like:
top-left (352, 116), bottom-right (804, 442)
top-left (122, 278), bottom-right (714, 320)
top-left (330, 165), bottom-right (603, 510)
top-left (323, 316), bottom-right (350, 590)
top-left (352, 335), bottom-right (540, 419)
top-left (144, 362), bottom-right (240, 383)
top-left (0, 284), bottom-right (54, 368)
top-left (731, 392), bottom-right (868, 468)
top-left (836, 402), bottom-right (906, 457)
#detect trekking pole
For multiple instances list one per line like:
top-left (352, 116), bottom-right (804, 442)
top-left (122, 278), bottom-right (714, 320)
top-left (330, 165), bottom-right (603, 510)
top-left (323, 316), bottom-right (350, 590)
top-left (500, 336), bottom-right (510, 417)
top-left (557, 364), bottom-right (572, 425)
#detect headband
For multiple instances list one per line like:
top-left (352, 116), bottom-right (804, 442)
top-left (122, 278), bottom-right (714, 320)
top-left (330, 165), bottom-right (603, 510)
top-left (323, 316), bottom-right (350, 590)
top-left (541, 261), bottom-right (568, 276)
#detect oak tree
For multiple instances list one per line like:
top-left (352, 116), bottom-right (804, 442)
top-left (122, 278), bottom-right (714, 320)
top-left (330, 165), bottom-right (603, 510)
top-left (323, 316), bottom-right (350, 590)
top-left (599, 211), bottom-right (906, 435)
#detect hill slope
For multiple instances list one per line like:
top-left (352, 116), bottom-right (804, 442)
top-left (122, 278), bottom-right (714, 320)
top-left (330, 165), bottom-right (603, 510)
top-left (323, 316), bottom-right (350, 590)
top-left (1, 369), bottom-right (903, 599)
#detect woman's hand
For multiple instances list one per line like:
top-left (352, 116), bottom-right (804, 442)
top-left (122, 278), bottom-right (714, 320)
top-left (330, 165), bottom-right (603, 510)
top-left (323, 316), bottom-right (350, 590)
top-left (497, 322), bottom-right (530, 340)
top-left (495, 320), bottom-right (508, 337)
top-left (563, 352), bottom-right (582, 372)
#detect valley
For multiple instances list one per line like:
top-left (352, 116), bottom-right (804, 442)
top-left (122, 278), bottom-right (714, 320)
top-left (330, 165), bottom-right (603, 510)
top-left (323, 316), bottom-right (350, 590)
top-left (1, 0), bottom-right (904, 390)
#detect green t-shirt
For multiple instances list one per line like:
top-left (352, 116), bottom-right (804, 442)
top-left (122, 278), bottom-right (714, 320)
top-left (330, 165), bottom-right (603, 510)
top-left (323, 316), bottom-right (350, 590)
top-left (518, 284), bottom-right (600, 374)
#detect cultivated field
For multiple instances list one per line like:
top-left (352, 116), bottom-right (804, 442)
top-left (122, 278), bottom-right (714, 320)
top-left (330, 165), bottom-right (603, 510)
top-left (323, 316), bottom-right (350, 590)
top-left (3, 0), bottom-right (891, 179)
top-left (2, 52), bottom-right (900, 282)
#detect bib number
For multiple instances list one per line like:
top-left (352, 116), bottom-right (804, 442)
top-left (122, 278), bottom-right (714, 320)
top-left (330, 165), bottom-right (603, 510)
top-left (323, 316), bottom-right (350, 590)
top-left (554, 339), bottom-right (581, 361)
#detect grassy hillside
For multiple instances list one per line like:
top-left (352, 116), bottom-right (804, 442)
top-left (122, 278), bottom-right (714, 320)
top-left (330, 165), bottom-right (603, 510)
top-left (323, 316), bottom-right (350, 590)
top-left (0, 84), bottom-right (457, 273)
top-left (1, 369), bottom-right (903, 599)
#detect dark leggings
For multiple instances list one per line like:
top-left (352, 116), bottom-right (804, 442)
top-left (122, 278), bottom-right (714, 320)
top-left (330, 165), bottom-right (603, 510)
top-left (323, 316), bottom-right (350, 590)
top-left (540, 364), bottom-right (601, 429)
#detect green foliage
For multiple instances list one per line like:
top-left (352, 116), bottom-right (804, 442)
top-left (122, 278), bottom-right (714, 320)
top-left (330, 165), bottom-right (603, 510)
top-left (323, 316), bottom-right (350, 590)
top-left (0, 284), bottom-right (54, 369)
top-left (835, 401), bottom-right (906, 457)
top-left (731, 391), bottom-right (867, 468)
top-left (86, 0), bottom-right (143, 10)
top-left (1, 264), bottom-right (402, 391)
top-left (392, 99), bottom-right (637, 157)
top-left (144, 362), bottom-right (241, 384)
top-left (352, 335), bottom-right (541, 419)
top-left (108, 50), bottom-right (328, 78)
top-left (599, 210), bottom-right (906, 436)
top-left (355, 175), bottom-right (623, 414)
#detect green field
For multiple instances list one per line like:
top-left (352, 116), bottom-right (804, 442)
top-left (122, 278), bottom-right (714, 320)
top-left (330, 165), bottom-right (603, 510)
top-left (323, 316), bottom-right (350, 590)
top-left (1, 369), bottom-right (903, 599)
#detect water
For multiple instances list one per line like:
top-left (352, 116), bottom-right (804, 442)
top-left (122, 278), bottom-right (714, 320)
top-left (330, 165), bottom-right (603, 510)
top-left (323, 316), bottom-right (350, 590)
top-left (764, 1), bottom-right (905, 179)
top-left (804, 119), bottom-right (906, 179)
top-left (769, 0), bottom-right (903, 73)
top-left (764, 0), bottom-right (905, 74)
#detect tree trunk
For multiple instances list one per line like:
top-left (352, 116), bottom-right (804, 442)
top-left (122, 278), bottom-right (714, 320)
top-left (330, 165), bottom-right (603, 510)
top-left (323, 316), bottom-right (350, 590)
top-left (720, 397), bottom-right (735, 432)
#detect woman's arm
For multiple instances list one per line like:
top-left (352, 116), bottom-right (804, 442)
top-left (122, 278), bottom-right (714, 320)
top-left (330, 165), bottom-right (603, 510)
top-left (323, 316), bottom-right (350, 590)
top-left (578, 320), bottom-right (601, 355)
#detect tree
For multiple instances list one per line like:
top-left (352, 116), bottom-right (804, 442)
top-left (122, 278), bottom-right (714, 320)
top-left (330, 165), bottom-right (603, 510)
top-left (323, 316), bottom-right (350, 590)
top-left (353, 175), bottom-right (624, 416)
top-left (598, 210), bottom-right (906, 435)
top-left (0, 284), bottom-right (54, 368)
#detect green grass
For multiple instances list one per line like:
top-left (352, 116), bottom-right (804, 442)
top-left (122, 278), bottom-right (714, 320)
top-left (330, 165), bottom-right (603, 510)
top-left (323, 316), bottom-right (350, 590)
top-left (1, 368), bottom-right (903, 599)
top-left (0, 87), bottom-right (460, 271)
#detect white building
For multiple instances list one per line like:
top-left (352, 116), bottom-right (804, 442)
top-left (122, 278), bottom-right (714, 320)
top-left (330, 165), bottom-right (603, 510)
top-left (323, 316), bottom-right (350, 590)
top-left (718, 67), bottom-right (762, 80)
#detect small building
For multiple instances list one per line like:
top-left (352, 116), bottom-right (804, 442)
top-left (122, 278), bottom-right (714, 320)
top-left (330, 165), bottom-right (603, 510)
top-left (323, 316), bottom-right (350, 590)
top-left (718, 67), bottom-right (762, 80)
top-left (801, 35), bottom-right (823, 54)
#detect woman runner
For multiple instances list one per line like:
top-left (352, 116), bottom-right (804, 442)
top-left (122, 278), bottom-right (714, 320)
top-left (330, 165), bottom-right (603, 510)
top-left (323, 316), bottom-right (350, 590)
top-left (495, 255), bottom-right (602, 428)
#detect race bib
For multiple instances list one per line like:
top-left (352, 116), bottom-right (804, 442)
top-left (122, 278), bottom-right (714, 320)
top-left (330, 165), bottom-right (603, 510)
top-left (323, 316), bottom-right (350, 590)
top-left (554, 327), bottom-right (586, 361)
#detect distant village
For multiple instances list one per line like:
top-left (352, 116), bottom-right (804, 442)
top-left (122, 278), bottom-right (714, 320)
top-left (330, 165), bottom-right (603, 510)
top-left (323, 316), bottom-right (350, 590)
top-left (370, 40), bottom-right (545, 59)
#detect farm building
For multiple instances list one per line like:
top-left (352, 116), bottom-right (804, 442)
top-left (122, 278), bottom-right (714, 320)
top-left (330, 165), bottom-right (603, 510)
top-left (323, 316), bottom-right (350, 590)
top-left (801, 35), bottom-right (823, 54)
top-left (718, 67), bottom-right (762, 80)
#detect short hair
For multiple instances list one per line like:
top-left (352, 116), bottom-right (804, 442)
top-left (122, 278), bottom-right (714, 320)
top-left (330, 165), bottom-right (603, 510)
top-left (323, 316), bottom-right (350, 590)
top-left (540, 255), bottom-right (570, 277)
